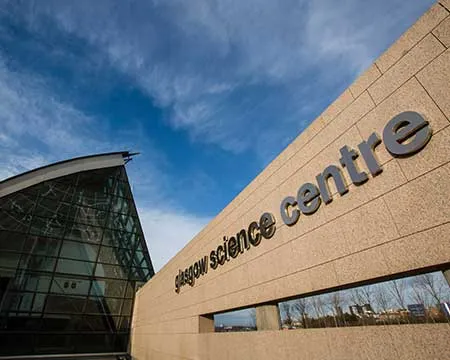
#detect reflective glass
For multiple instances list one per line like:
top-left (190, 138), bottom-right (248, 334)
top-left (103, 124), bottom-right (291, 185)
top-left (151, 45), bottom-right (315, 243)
top-left (0, 209), bottom-right (32, 232)
top-left (277, 271), bottom-right (450, 329)
top-left (0, 165), bottom-right (154, 356)
top-left (22, 236), bottom-right (61, 257)
top-left (0, 230), bottom-right (26, 252)
top-left (56, 258), bottom-right (95, 277)
top-left (18, 255), bottom-right (56, 272)
top-left (60, 240), bottom-right (99, 262)
top-left (65, 223), bottom-right (103, 244)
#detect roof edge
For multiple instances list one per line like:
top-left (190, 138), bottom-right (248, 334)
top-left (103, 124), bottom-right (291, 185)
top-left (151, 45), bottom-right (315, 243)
top-left (0, 151), bottom-right (134, 198)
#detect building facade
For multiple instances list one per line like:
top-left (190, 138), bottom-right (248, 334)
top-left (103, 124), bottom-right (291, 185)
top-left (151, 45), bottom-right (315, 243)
top-left (131, 2), bottom-right (450, 359)
top-left (0, 152), bottom-right (154, 357)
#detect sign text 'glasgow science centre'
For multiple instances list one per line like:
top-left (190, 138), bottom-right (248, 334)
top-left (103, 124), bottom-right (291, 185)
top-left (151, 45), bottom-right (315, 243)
top-left (174, 111), bottom-right (433, 293)
top-left (1, 2), bottom-right (450, 360)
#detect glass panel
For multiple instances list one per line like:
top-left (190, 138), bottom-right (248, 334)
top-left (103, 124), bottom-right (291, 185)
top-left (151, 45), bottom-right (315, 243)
top-left (79, 314), bottom-right (112, 331)
top-left (16, 272), bottom-right (52, 293)
top-left (121, 299), bottom-right (133, 316)
top-left (214, 308), bottom-right (257, 332)
top-left (95, 264), bottom-right (128, 279)
top-left (125, 282), bottom-right (136, 298)
top-left (60, 240), bottom-right (99, 262)
top-left (44, 294), bottom-right (86, 314)
top-left (0, 209), bottom-right (32, 232)
top-left (97, 246), bottom-right (121, 265)
top-left (0, 230), bottom-right (26, 252)
top-left (34, 197), bottom-right (70, 221)
top-left (41, 314), bottom-right (83, 332)
top-left (8, 292), bottom-right (35, 312)
top-left (0, 334), bottom-right (33, 356)
top-left (22, 236), bottom-right (61, 257)
top-left (51, 276), bottom-right (91, 296)
top-left (39, 181), bottom-right (75, 202)
top-left (0, 191), bottom-right (37, 212)
top-left (110, 196), bottom-right (130, 215)
top-left (29, 215), bottom-right (65, 238)
top-left (76, 334), bottom-right (114, 353)
top-left (18, 255), bottom-right (56, 272)
top-left (73, 189), bottom-right (111, 210)
top-left (90, 279), bottom-right (126, 298)
top-left (68, 205), bottom-right (107, 227)
top-left (104, 297), bottom-right (123, 315)
top-left (56, 258), bottom-right (95, 277)
top-left (34, 333), bottom-right (76, 355)
top-left (118, 316), bottom-right (131, 332)
top-left (65, 223), bottom-right (103, 244)
top-left (0, 252), bottom-right (21, 269)
top-left (114, 334), bottom-right (129, 352)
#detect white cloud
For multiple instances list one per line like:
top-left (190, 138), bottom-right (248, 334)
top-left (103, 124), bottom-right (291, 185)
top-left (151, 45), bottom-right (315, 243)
top-left (0, 51), bottom-right (206, 271)
top-left (138, 208), bottom-right (210, 272)
top-left (2, 0), bottom-right (434, 158)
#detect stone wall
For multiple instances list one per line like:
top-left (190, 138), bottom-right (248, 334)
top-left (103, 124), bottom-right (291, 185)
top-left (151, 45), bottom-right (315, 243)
top-left (131, 2), bottom-right (450, 359)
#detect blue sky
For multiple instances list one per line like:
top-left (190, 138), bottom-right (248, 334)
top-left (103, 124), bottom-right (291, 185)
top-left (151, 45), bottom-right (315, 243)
top-left (0, 0), bottom-right (434, 271)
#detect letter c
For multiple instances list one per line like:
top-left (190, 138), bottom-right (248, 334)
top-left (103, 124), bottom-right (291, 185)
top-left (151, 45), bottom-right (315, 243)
top-left (280, 196), bottom-right (300, 226)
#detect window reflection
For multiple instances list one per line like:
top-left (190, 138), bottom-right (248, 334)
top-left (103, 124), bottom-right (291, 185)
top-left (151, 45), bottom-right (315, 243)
top-left (278, 271), bottom-right (450, 329)
top-left (214, 308), bottom-right (257, 332)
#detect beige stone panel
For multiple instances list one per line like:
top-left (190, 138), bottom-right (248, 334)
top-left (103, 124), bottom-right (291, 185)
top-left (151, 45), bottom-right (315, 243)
top-left (283, 329), bottom-right (332, 360)
top-left (381, 222), bottom-right (450, 274)
top-left (246, 241), bottom-right (297, 286)
top-left (358, 77), bottom-right (449, 165)
top-left (291, 220), bottom-right (348, 271)
top-left (321, 182), bottom-right (370, 223)
top-left (433, 14), bottom-right (450, 47)
top-left (383, 163), bottom-right (450, 236)
top-left (362, 159), bottom-right (408, 200)
top-left (309, 261), bottom-right (340, 292)
top-left (389, 324), bottom-right (450, 360)
top-left (334, 245), bottom-right (390, 286)
top-left (249, 331), bottom-right (290, 359)
top-left (338, 197), bottom-right (399, 254)
top-left (398, 124), bottom-right (450, 180)
top-left (369, 34), bottom-right (445, 104)
top-left (198, 333), bottom-right (229, 360)
top-left (310, 92), bottom-right (374, 158)
top-left (290, 115), bottom-right (327, 154)
top-left (350, 64), bottom-right (382, 99)
top-left (376, 3), bottom-right (448, 73)
top-left (417, 49), bottom-right (450, 118)
top-left (319, 89), bottom-right (354, 125)
top-left (325, 326), bottom-right (400, 360)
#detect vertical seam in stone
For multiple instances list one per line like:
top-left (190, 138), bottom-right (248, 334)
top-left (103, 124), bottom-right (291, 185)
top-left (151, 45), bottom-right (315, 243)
top-left (414, 74), bottom-right (450, 124)
top-left (431, 27), bottom-right (449, 48)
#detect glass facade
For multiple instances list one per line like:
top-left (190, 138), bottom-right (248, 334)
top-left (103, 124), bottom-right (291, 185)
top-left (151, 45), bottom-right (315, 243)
top-left (0, 165), bottom-right (154, 356)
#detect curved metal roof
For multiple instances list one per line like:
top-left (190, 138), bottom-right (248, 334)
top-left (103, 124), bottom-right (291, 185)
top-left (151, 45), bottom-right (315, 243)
top-left (0, 151), bottom-right (137, 198)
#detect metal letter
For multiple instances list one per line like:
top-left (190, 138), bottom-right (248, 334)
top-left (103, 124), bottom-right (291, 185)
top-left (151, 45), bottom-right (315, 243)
top-left (280, 196), bottom-right (300, 226)
top-left (339, 145), bottom-right (368, 185)
top-left (316, 165), bottom-right (349, 204)
top-left (358, 132), bottom-right (383, 176)
top-left (383, 111), bottom-right (432, 156)
top-left (297, 183), bottom-right (321, 215)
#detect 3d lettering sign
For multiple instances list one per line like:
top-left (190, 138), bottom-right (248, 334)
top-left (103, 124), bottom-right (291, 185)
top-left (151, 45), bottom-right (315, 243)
top-left (174, 111), bottom-right (432, 293)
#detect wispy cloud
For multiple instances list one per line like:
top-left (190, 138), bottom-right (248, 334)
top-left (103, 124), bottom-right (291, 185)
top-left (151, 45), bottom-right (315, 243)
top-left (2, 0), bottom-right (434, 160)
top-left (0, 52), bottom-right (206, 270)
